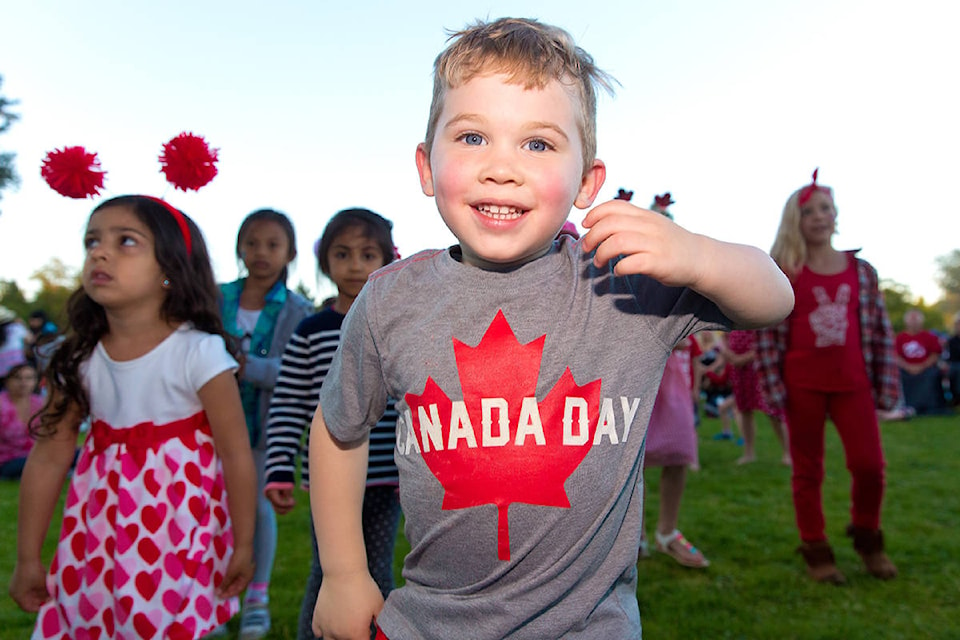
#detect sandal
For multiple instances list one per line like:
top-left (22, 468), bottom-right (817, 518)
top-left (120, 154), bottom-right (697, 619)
top-left (655, 529), bottom-right (710, 568)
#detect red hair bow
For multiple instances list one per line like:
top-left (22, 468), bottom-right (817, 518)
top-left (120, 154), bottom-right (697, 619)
top-left (798, 168), bottom-right (830, 205)
top-left (654, 193), bottom-right (675, 209)
top-left (40, 146), bottom-right (107, 199)
top-left (159, 132), bottom-right (219, 191)
top-left (614, 188), bottom-right (634, 201)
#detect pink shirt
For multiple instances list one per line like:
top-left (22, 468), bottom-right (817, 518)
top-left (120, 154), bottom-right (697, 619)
top-left (0, 390), bottom-right (44, 464)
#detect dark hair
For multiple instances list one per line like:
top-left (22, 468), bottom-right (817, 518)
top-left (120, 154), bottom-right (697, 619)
top-left (235, 208), bottom-right (297, 284)
top-left (5, 362), bottom-right (38, 393)
top-left (35, 195), bottom-right (239, 437)
top-left (28, 310), bottom-right (49, 322)
top-left (316, 208), bottom-right (395, 275)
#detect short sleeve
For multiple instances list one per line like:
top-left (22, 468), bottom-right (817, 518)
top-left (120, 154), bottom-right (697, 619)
top-left (186, 333), bottom-right (239, 392)
top-left (318, 289), bottom-right (389, 444)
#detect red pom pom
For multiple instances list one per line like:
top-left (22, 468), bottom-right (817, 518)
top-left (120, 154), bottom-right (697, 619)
top-left (159, 132), bottom-right (219, 191)
top-left (40, 146), bottom-right (107, 199)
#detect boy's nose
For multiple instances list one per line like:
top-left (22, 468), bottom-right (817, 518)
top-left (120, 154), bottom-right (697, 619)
top-left (480, 147), bottom-right (522, 185)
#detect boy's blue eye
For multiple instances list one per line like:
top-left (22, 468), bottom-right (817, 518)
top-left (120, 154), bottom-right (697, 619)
top-left (462, 133), bottom-right (484, 146)
top-left (526, 139), bottom-right (551, 152)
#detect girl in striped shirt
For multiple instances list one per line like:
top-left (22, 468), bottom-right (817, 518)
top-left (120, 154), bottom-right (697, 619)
top-left (264, 208), bottom-right (399, 640)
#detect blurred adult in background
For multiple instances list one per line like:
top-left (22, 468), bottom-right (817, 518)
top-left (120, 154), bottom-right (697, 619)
top-left (0, 362), bottom-right (43, 479)
top-left (0, 306), bottom-right (28, 381)
top-left (944, 312), bottom-right (960, 408)
top-left (895, 309), bottom-right (947, 415)
top-left (22, 309), bottom-right (62, 374)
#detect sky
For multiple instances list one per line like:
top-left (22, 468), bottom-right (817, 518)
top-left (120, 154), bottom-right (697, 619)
top-left (1, 0), bottom-right (957, 304)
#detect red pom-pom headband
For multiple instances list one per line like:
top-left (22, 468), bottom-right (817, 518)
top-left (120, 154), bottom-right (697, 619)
top-left (653, 193), bottom-right (675, 209)
top-left (797, 168), bottom-right (831, 206)
top-left (40, 132), bottom-right (219, 253)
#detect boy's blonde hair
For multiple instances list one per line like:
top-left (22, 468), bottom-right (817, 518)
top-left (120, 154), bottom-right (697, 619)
top-left (424, 17), bottom-right (615, 173)
top-left (770, 184), bottom-right (836, 279)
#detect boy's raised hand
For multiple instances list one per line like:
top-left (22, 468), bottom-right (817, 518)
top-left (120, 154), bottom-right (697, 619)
top-left (580, 198), bottom-right (708, 288)
top-left (313, 570), bottom-right (384, 640)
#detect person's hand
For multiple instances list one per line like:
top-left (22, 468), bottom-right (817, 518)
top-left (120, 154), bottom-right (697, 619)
top-left (581, 199), bottom-right (707, 288)
top-left (265, 487), bottom-right (296, 515)
top-left (9, 560), bottom-right (51, 612)
top-left (313, 570), bottom-right (384, 640)
top-left (217, 544), bottom-right (254, 600)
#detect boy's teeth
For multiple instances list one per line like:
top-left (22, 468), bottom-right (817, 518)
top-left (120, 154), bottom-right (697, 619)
top-left (477, 204), bottom-right (524, 219)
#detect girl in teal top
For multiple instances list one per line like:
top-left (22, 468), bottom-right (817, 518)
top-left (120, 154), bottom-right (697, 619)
top-left (219, 208), bottom-right (313, 639)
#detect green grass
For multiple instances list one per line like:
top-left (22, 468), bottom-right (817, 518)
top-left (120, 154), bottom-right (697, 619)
top-left (1, 413), bottom-right (958, 639)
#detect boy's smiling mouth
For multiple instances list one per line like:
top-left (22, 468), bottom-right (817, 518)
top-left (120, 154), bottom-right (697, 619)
top-left (475, 204), bottom-right (527, 221)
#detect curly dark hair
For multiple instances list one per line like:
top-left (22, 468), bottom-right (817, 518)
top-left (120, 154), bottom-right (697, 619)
top-left (34, 195), bottom-right (240, 437)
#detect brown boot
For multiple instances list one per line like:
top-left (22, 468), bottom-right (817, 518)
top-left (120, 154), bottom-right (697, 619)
top-left (797, 541), bottom-right (847, 584)
top-left (846, 525), bottom-right (898, 579)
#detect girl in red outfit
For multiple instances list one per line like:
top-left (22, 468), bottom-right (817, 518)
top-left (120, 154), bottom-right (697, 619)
top-left (757, 170), bottom-right (899, 584)
top-left (721, 330), bottom-right (790, 465)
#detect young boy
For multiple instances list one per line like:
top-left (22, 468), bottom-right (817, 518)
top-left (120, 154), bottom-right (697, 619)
top-left (309, 17), bottom-right (794, 640)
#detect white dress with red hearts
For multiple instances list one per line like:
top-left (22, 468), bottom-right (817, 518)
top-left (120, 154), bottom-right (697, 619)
top-left (33, 325), bottom-right (239, 640)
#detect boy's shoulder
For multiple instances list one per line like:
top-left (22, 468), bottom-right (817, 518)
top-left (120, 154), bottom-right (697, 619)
top-left (369, 249), bottom-right (448, 284)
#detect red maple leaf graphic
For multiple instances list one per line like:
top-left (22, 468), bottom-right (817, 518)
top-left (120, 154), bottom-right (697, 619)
top-left (405, 310), bottom-right (601, 561)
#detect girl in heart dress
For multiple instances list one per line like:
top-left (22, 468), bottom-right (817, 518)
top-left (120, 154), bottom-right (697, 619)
top-left (10, 195), bottom-right (257, 639)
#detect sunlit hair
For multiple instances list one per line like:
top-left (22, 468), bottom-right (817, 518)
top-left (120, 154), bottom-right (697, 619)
top-left (236, 208), bottom-right (298, 285)
top-left (770, 184), bottom-right (836, 279)
top-left (35, 195), bottom-right (239, 437)
top-left (424, 17), bottom-right (616, 173)
top-left (315, 208), bottom-right (396, 276)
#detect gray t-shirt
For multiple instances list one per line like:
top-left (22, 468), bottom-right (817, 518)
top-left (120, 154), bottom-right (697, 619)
top-left (321, 238), bottom-right (729, 639)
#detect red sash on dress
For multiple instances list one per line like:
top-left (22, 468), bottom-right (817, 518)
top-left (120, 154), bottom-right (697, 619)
top-left (90, 412), bottom-right (211, 454)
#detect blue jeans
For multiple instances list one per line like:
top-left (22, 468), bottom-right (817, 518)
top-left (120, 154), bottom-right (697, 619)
top-left (900, 367), bottom-right (947, 415)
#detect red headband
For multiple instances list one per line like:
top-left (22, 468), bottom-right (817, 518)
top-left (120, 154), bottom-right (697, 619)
top-left (798, 168), bottom-right (830, 205)
top-left (143, 196), bottom-right (193, 255)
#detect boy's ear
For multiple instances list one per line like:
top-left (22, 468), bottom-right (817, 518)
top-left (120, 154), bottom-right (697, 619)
top-left (573, 159), bottom-right (606, 209)
top-left (415, 143), bottom-right (435, 197)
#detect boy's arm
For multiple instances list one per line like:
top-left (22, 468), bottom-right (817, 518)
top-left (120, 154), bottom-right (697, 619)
top-left (309, 406), bottom-right (384, 640)
top-left (10, 399), bottom-right (80, 612)
top-left (581, 200), bottom-right (793, 329)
